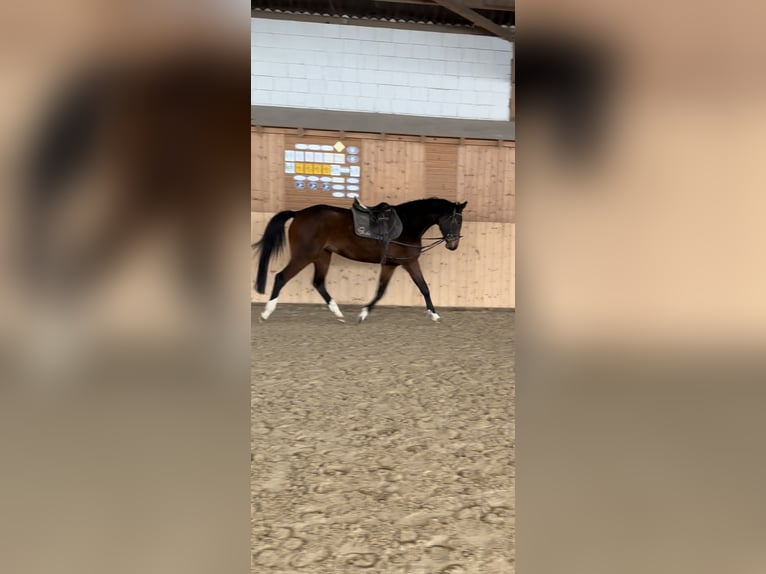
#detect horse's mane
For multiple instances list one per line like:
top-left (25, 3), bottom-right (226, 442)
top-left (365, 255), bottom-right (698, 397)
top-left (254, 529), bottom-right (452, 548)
top-left (395, 197), bottom-right (455, 214)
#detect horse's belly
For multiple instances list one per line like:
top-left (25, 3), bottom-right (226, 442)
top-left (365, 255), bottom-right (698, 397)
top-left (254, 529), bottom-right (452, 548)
top-left (331, 245), bottom-right (382, 264)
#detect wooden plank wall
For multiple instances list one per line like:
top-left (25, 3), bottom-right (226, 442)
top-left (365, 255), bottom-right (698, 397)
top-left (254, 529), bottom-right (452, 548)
top-left (457, 143), bottom-right (516, 223)
top-left (251, 127), bottom-right (515, 308)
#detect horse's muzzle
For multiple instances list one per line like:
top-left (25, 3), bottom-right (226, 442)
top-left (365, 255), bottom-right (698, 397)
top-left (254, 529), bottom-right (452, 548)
top-left (446, 240), bottom-right (459, 251)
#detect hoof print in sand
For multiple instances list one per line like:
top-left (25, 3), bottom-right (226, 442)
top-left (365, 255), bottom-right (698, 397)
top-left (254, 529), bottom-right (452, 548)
top-left (270, 526), bottom-right (293, 539)
top-left (321, 464), bottom-right (350, 476)
top-left (288, 546), bottom-right (330, 568)
top-left (426, 545), bottom-right (455, 561)
top-left (342, 552), bottom-right (379, 568)
top-left (481, 506), bottom-right (512, 525)
top-left (454, 505), bottom-right (483, 520)
top-left (283, 536), bottom-right (306, 551)
top-left (252, 547), bottom-right (280, 568)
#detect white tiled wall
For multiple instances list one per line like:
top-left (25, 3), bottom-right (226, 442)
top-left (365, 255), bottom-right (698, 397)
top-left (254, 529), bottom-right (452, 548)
top-left (251, 18), bottom-right (513, 121)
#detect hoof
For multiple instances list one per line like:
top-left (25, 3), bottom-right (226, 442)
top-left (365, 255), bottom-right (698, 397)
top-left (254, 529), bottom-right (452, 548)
top-left (428, 311), bottom-right (441, 322)
top-left (358, 308), bottom-right (369, 323)
top-left (328, 300), bottom-right (346, 320)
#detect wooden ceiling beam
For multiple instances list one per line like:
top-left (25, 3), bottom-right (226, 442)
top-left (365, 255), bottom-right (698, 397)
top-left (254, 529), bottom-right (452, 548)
top-left (251, 9), bottom-right (498, 36)
top-left (429, 0), bottom-right (514, 41)
top-left (373, 0), bottom-right (514, 11)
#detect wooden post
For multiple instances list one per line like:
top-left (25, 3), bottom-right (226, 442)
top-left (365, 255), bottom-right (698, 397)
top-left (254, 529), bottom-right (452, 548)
top-left (510, 56), bottom-right (515, 121)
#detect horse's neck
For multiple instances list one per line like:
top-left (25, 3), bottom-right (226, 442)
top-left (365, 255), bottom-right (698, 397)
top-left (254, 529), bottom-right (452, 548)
top-left (400, 211), bottom-right (438, 238)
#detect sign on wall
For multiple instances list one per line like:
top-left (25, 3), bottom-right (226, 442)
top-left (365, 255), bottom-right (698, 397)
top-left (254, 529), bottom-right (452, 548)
top-left (284, 140), bottom-right (361, 200)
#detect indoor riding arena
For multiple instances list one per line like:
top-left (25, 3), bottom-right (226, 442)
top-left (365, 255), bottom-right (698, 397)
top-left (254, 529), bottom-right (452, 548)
top-left (251, 3), bottom-right (515, 572)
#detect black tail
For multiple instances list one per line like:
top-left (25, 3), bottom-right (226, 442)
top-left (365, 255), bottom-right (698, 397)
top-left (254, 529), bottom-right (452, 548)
top-left (25, 68), bottom-right (113, 211)
top-left (20, 67), bottom-right (112, 284)
top-left (252, 210), bottom-right (296, 294)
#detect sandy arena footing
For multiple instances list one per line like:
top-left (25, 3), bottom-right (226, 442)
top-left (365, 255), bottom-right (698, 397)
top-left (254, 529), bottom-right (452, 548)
top-left (252, 304), bottom-right (515, 573)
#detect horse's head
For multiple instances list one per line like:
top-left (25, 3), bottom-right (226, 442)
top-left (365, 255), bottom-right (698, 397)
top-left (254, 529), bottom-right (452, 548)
top-left (438, 201), bottom-right (467, 250)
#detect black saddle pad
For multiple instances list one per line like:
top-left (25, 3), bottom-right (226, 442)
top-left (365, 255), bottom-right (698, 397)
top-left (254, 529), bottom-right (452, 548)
top-left (351, 201), bottom-right (403, 242)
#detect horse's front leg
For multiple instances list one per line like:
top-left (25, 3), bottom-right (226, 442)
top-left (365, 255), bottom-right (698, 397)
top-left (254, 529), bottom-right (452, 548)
top-left (403, 259), bottom-right (440, 321)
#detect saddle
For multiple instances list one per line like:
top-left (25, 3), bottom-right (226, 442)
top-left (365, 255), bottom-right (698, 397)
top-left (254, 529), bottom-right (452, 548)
top-left (351, 198), bottom-right (403, 263)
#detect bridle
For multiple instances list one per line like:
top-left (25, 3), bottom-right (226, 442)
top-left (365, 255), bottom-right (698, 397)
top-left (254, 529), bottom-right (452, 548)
top-left (387, 208), bottom-right (463, 259)
top-left (441, 208), bottom-right (464, 242)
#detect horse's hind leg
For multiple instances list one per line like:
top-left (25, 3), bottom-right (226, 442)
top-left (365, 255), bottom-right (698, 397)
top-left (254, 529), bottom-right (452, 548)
top-left (260, 256), bottom-right (311, 320)
top-left (312, 250), bottom-right (344, 321)
top-left (358, 264), bottom-right (397, 322)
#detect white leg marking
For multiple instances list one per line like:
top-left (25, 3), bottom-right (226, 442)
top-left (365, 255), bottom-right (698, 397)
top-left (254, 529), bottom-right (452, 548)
top-left (328, 299), bottom-right (344, 318)
top-left (428, 310), bottom-right (441, 322)
top-left (358, 307), bottom-right (369, 322)
top-left (261, 298), bottom-right (278, 320)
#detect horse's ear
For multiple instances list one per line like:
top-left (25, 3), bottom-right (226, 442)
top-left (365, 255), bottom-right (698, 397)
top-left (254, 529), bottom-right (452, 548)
top-left (457, 201), bottom-right (467, 212)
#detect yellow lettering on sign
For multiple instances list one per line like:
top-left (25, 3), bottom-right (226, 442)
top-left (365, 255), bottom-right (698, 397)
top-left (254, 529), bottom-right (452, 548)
top-left (322, 164), bottom-right (331, 175)
top-left (295, 163), bottom-right (304, 174)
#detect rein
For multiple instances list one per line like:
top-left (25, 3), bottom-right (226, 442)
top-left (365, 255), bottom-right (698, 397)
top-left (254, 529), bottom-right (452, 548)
top-left (387, 237), bottom-right (445, 257)
top-left (384, 209), bottom-right (463, 261)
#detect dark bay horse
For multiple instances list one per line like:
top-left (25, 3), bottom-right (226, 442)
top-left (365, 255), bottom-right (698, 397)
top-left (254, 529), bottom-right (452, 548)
top-left (253, 198), bottom-right (467, 322)
top-left (19, 49), bottom-right (248, 306)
